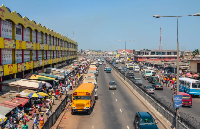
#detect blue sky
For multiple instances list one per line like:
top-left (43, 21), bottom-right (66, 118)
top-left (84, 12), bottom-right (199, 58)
top-left (1, 0), bottom-right (200, 51)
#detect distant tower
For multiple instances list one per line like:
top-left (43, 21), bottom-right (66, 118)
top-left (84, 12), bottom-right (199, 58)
top-left (159, 28), bottom-right (162, 50)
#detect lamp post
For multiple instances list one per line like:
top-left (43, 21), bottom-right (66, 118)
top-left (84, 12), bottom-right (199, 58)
top-left (153, 13), bottom-right (199, 128)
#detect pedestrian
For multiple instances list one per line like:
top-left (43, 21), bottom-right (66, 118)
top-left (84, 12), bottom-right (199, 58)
top-left (36, 107), bottom-right (40, 120)
top-left (39, 114), bottom-right (44, 129)
top-left (62, 86), bottom-right (66, 95)
top-left (59, 90), bottom-right (63, 101)
top-left (33, 116), bottom-right (38, 129)
top-left (66, 86), bottom-right (69, 95)
top-left (22, 120), bottom-right (28, 129)
top-left (56, 89), bottom-right (59, 100)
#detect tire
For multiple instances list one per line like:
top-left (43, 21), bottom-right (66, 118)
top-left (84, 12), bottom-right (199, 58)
top-left (71, 110), bottom-right (74, 115)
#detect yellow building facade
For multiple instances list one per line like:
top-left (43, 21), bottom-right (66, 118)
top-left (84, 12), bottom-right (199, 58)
top-left (0, 4), bottom-right (78, 80)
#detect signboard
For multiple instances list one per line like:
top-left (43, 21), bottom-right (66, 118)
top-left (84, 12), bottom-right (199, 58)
top-left (4, 64), bottom-right (17, 76)
top-left (49, 45), bottom-right (52, 50)
top-left (57, 46), bottom-right (60, 50)
top-left (26, 61), bottom-right (33, 70)
top-left (36, 43), bottom-right (40, 50)
top-left (33, 42), bottom-right (37, 50)
top-left (17, 63), bottom-right (26, 72)
top-left (40, 44), bottom-right (44, 50)
top-left (26, 42), bottom-right (33, 49)
top-left (16, 40), bottom-right (26, 49)
top-left (56, 46), bottom-right (58, 50)
top-left (174, 95), bottom-right (182, 108)
top-left (48, 59), bottom-right (52, 64)
top-left (0, 37), bottom-right (4, 48)
top-left (4, 38), bottom-right (15, 48)
top-left (34, 61), bottom-right (39, 68)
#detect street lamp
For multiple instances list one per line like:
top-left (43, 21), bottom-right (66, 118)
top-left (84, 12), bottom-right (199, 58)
top-left (117, 40), bottom-right (134, 61)
top-left (153, 13), bottom-right (199, 128)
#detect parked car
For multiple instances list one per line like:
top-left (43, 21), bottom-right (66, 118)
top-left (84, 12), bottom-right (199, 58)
top-left (148, 76), bottom-right (159, 84)
top-left (144, 86), bottom-right (154, 94)
top-left (152, 82), bottom-right (163, 90)
top-left (99, 62), bottom-right (102, 65)
top-left (104, 66), bottom-right (108, 71)
top-left (134, 112), bottom-right (158, 129)
top-left (109, 81), bottom-right (117, 90)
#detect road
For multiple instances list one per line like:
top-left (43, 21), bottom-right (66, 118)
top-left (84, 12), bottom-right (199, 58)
top-left (58, 64), bottom-right (165, 129)
top-left (116, 63), bottom-right (200, 123)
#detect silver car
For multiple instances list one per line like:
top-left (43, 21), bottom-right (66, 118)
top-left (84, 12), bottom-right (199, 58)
top-left (144, 86), bottom-right (154, 94)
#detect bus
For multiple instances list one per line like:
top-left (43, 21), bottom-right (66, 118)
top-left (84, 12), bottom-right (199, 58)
top-left (179, 77), bottom-right (200, 96)
top-left (71, 83), bottom-right (95, 115)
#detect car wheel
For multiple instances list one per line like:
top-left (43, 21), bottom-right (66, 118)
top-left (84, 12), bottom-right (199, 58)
top-left (71, 110), bottom-right (74, 115)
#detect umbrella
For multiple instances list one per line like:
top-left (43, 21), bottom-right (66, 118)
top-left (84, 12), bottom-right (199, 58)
top-left (38, 92), bottom-right (48, 97)
top-left (0, 114), bottom-right (7, 124)
top-left (186, 73), bottom-right (191, 76)
top-left (193, 74), bottom-right (199, 77)
top-left (27, 93), bottom-right (43, 98)
top-left (45, 82), bottom-right (52, 88)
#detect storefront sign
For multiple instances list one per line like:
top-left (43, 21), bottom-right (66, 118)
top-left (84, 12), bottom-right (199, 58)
top-left (44, 44), bottom-right (48, 50)
top-left (0, 37), bottom-right (5, 48)
top-left (56, 46), bottom-right (58, 50)
top-left (33, 42), bottom-right (37, 50)
top-left (49, 45), bottom-right (52, 50)
top-left (17, 63), bottom-right (26, 72)
top-left (26, 42), bottom-right (33, 49)
top-left (44, 60), bottom-right (48, 65)
top-left (48, 59), bottom-right (52, 64)
top-left (26, 61), bottom-right (33, 70)
top-left (40, 44), bottom-right (44, 50)
top-left (52, 46), bottom-right (55, 50)
top-left (4, 38), bottom-right (16, 48)
top-left (36, 43), bottom-right (40, 50)
top-left (34, 61), bottom-right (39, 68)
top-left (57, 46), bottom-right (60, 50)
top-left (4, 64), bottom-right (17, 76)
top-left (52, 58), bottom-right (55, 64)
top-left (16, 40), bottom-right (26, 49)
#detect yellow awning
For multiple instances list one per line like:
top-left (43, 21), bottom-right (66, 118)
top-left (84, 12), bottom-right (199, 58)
top-left (29, 74), bottom-right (55, 80)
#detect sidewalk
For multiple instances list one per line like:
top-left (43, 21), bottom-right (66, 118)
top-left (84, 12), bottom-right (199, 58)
top-left (51, 88), bottom-right (76, 129)
top-left (26, 94), bottom-right (67, 128)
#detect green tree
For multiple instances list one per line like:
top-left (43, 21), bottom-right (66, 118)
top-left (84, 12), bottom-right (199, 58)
top-left (192, 49), bottom-right (199, 57)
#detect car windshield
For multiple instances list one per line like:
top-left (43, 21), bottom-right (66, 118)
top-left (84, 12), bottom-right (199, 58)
top-left (73, 96), bottom-right (91, 100)
top-left (182, 95), bottom-right (191, 100)
top-left (155, 83), bottom-right (161, 86)
top-left (136, 79), bottom-right (142, 83)
top-left (146, 86), bottom-right (153, 89)
top-left (109, 81), bottom-right (115, 85)
top-left (128, 73), bottom-right (134, 76)
top-left (146, 71), bottom-right (151, 73)
top-left (192, 82), bottom-right (200, 88)
top-left (140, 117), bottom-right (154, 125)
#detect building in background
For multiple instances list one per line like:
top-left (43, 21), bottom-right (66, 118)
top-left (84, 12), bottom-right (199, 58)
top-left (0, 5), bottom-right (78, 88)
top-left (134, 49), bottom-right (182, 62)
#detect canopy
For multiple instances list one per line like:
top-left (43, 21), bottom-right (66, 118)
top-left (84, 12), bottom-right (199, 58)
top-left (29, 74), bottom-right (55, 80)
top-left (0, 106), bottom-right (13, 116)
top-left (38, 92), bottom-right (48, 97)
top-left (19, 89), bottom-right (36, 97)
top-left (186, 73), bottom-right (192, 76)
top-left (27, 93), bottom-right (43, 98)
top-left (193, 74), bottom-right (199, 77)
top-left (11, 97), bottom-right (29, 107)
top-left (0, 101), bottom-right (20, 109)
top-left (39, 73), bottom-right (59, 79)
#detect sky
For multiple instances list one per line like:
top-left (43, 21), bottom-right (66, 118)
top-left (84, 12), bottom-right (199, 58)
top-left (1, 0), bottom-right (200, 51)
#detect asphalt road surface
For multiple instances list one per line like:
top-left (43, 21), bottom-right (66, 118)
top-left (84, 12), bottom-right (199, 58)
top-left (58, 65), bottom-right (165, 129)
top-left (116, 63), bottom-right (200, 123)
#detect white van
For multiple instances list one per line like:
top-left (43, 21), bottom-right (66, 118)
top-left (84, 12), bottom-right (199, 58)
top-left (134, 66), bottom-right (140, 72)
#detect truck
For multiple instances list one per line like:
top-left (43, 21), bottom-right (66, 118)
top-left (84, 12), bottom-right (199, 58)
top-left (83, 77), bottom-right (98, 100)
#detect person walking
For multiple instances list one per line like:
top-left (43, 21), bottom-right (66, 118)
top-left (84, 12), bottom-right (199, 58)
top-left (39, 114), bottom-right (44, 129)
top-left (56, 89), bottom-right (59, 100)
top-left (22, 120), bottom-right (28, 129)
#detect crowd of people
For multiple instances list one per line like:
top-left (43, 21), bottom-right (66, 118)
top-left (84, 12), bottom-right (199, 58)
top-left (0, 60), bottom-right (90, 129)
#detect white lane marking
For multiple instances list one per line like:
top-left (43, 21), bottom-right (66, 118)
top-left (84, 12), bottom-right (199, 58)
top-left (112, 92), bottom-right (114, 94)
top-left (127, 126), bottom-right (129, 129)
top-left (120, 109), bottom-right (122, 113)
top-left (116, 99), bottom-right (117, 102)
top-left (92, 125), bottom-right (94, 129)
